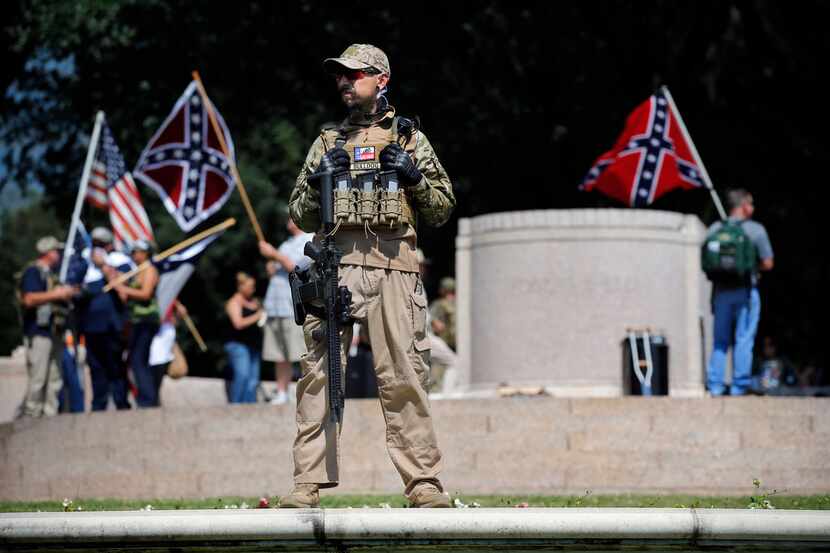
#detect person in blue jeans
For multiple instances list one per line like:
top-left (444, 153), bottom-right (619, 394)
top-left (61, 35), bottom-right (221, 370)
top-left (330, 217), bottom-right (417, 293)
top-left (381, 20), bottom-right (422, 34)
top-left (59, 334), bottom-right (85, 413)
top-left (706, 189), bottom-right (774, 396)
top-left (224, 272), bottom-right (264, 403)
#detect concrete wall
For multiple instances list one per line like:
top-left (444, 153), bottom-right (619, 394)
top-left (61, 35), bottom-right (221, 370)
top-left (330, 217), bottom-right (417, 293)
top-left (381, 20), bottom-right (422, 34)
top-left (2, 396), bottom-right (828, 500)
top-left (456, 209), bottom-right (711, 397)
top-left (0, 352), bottom-right (233, 424)
top-left (0, 349), bottom-right (26, 423)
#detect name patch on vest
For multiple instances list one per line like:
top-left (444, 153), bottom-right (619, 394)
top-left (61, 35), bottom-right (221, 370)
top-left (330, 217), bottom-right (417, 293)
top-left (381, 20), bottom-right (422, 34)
top-left (352, 161), bottom-right (381, 171)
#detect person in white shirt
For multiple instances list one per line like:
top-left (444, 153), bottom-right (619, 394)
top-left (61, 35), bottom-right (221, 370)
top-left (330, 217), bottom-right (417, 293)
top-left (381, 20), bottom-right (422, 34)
top-left (258, 218), bottom-right (313, 404)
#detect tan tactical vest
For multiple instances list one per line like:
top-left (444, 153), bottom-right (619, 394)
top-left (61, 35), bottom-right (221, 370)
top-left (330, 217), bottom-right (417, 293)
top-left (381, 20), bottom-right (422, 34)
top-left (15, 261), bottom-right (64, 333)
top-left (319, 116), bottom-right (418, 231)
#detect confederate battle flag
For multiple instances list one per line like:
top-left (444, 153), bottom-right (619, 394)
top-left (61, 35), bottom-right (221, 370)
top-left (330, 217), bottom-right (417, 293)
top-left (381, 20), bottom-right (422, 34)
top-left (134, 81), bottom-right (236, 232)
top-left (581, 87), bottom-right (705, 207)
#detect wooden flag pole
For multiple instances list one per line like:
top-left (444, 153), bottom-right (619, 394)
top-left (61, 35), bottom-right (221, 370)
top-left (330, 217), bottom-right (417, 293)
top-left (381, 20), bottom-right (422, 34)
top-left (104, 217), bottom-right (236, 292)
top-left (660, 86), bottom-right (728, 221)
top-left (191, 71), bottom-right (265, 242)
top-left (103, 259), bottom-right (152, 293)
top-left (179, 308), bottom-right (208, 352)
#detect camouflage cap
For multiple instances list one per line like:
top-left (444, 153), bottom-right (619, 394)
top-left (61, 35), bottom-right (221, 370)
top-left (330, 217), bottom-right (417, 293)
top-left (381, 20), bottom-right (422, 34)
top-left (36, 235), bottom-right (64, 254)
top-left (439, 277), bottom-right (455, 293)
top-left (324, 44), bottom-right (390, 76)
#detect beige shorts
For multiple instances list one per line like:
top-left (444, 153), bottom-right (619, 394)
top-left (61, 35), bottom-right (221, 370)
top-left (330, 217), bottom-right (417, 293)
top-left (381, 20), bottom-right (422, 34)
top-left (262, 316), bottom-right (306, 363)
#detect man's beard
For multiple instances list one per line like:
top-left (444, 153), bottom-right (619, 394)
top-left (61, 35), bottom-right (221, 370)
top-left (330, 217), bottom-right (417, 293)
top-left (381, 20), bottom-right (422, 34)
top-left (341, 85), bottom-right (376, 114)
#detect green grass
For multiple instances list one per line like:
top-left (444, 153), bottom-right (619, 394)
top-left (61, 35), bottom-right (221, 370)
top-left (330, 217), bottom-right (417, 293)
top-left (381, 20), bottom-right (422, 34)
top-left (3, 494), bottom-right (830, 512)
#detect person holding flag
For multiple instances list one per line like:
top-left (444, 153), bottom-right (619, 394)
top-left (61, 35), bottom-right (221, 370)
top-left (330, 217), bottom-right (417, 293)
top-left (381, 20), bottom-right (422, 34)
top-left (108, 240), bottom-right (162, 408)
top-left (80, 227), bottom-right (134, 411)
top-left (94, 221), bottom-right (231, 406)
top-left (58, 110), bottom-right (155, 410)
top-left (704, 189), bottom-right (774, 396)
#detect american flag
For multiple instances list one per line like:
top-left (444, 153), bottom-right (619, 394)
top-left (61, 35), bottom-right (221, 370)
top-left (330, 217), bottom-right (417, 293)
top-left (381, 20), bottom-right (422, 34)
top-left (581, 88), bottom-right (705, 207)
top-left (355, 146), bottom-right (375, 161)
top-left (133, 81), bottom-right (236, 232)
top-left (85, 121), bottom-right (155, 249)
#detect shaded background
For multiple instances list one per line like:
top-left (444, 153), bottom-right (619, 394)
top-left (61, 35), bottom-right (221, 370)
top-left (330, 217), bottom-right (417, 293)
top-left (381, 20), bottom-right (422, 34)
top-left (1, 1), bottom-right (826, 377)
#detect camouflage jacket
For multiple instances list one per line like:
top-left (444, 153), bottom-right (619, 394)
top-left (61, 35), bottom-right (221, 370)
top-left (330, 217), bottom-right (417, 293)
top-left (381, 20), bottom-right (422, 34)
top-left (429, 296), bottom-right (456, 350)
top-left (289, 108), bottom-right (455, 272)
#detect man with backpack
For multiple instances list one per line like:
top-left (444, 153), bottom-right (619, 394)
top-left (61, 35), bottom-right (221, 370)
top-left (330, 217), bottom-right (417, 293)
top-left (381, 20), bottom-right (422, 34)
top-left (18, 236), bottom-right (77, 417)
top-left (702, 189), bottom-right (774, 396)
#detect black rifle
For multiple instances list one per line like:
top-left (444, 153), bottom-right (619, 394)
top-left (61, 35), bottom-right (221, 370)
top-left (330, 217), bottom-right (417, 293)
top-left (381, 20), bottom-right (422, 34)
top-left (289, 169), bottom-right (352, 423)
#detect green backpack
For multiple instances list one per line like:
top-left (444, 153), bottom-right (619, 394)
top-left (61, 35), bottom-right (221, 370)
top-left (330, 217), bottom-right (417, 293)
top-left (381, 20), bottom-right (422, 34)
top-left (701, 220), bottom-right (757, 284)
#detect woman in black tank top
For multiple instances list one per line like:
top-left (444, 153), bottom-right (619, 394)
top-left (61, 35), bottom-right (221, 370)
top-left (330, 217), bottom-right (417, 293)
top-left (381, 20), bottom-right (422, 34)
top-left (224, 272), bottom-right (264, 403)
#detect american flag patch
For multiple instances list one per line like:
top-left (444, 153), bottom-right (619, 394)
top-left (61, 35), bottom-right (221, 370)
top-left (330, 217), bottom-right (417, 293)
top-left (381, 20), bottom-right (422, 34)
top-left (354, 146), bottom-right (375, 161)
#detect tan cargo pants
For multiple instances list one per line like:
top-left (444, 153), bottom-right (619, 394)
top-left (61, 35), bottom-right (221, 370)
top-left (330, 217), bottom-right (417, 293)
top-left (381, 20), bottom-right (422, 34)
top-left (293, 265), bottom-right (443, 497)
top-left (24, 334), bottom-right (62, 417)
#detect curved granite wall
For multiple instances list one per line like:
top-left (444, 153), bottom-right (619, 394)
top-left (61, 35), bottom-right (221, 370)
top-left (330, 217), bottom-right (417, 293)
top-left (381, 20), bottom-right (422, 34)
top-left (455, 209), bottom-right (711, 397)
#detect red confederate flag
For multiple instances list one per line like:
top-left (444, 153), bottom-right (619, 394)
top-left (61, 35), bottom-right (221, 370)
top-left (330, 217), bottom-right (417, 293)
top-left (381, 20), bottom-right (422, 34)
top-left (134, 81), bottom-right (236, 232)
top-left (581, 88), bottom-right (705, 207)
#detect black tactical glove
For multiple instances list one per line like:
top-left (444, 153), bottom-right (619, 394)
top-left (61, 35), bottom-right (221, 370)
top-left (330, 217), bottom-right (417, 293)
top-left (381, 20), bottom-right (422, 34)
top-left (379, 143), bottom-right (422, 187)
top-left (309, 147), bottom-right (350, 189)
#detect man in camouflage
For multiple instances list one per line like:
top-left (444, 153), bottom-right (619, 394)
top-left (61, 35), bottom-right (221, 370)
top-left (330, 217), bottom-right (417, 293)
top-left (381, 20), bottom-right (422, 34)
top-left (282, 44), bottom-right (455, 508)
top-left (430, 277), bottom-right (457, 352)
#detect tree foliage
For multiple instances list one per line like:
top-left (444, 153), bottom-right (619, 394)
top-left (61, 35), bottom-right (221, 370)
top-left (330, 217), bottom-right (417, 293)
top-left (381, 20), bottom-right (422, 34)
top-left (2, 1), bottom-right (828, 367)
top-left (0, 201), bottom-right (65, 354)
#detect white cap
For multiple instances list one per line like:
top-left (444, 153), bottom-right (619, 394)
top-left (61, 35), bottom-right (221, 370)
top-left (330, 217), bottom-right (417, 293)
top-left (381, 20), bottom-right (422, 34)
top-left (91, 227), bottom-right (114, 243)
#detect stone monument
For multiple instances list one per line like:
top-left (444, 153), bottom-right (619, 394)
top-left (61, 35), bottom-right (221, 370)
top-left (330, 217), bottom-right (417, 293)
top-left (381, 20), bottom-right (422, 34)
top-left (455, 209), bottom-right (711, 397)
